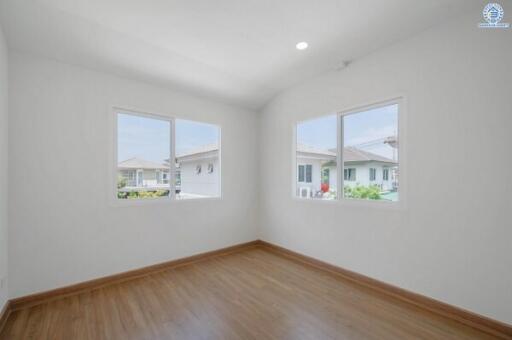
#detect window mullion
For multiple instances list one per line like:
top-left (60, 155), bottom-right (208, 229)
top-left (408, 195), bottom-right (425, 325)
top-left (337, 114), bottom-right (344, 200)
top-left (169, 117), bottom-right (176, 200)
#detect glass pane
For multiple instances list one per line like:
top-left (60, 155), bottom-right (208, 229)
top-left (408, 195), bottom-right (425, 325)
top-left (117, 112), bottom-right (170, 199)
top-left (343, 104), bottom-right (399, 201)
top-left (298, 165), bottom-right (305, 182)
top-left (175, 119), bottom-right (220, 199)
top-left (296, 114), bottom-right (337, 200)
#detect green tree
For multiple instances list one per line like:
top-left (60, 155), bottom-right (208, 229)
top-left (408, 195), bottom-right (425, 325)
top-left (117, 176), bottom-right (127, 189)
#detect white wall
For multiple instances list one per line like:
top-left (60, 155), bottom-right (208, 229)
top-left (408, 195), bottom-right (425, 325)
top-left (259, 11), bottom-right (512, 324)
top-left (8, 52), bottom-right (259, 298)
top-left (4, 6), bottom-right (512, 327)
top-left (0, 20), bottom-right (8, 311)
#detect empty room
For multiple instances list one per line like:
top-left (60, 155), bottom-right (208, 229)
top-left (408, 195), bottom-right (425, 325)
top-left (0, 0), bottom-right (511, 339)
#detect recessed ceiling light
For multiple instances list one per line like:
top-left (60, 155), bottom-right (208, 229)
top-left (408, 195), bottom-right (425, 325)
top-left (296, 42), bottom-right (308, 50)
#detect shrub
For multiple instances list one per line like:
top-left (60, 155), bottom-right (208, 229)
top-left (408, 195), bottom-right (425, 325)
top-left (117, 190), bottom-right (170, 199)
top-left (344, 185), bottom-right (381, 200)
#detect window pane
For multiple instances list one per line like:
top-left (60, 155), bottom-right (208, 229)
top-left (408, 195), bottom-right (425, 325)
top-left (175, 119), bottom-right (220, 199)
top-left (117, 112), bottom-right (170, 199)
top-left (383, 168), bottom-right (389, 181)
top-left (298, 165), bottom-right (305, 182)
top-left (370, 168), bottom-right (376, 181)
top-left (343, 104), bottom-right (399, 201)
top-left (296, 114), bottom-right (337, 200)
top-left (305, 165), bottom-right (312, 183)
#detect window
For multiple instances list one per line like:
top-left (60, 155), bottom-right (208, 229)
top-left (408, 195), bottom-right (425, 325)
top-left (294, 100), bottom-right (400, 203)
top-left (322, 168), bottom-right (329, 184)
top-left (344, 168), bottom-right (356, 181)
top-left (175, 119), bottom-right (220, 200)
top-left (296, 114), bottom-right (337, 200)
top-left (298, 164), bottom-right (312, 183)
top-left (175, 169), bottom-right (181, 188)
top-left (305, 165), bottom-right (312, 183)
top-left (369, 168), bottom-right (376, 181)
top-left (162, 172), bottom-right (169, 184)
top-left (116, 112), bottom-right (171, 200)
top-left (115, 109), bottom-right (221, 201)
top-left (383, 168), bottom-right (389, 181)
top-left (343, 103), bottom-right (399, 201)
top-left (298, 165), bottom-right (305, 182)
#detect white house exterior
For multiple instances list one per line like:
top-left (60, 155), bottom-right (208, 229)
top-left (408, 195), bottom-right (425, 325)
top-left (175, 144), bottom-right (220, 199)
top-left (117, 144), bottom-right (220, 199)
top-left (118, 158), bottom-right (170, 192)
top-left (296, 144), bottom-right (397, 198)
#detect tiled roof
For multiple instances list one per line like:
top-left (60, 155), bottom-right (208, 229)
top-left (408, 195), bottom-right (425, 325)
top-left (118, 157), bottom-right (169, 170)
top-left (297, 143), bottom-right (396, 164)
top-left (176, 143), bottom-right (219, 158)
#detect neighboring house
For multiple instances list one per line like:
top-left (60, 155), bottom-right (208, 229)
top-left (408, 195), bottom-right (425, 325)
top-left (117, 144), bottom-right (220, 198)
top-left (175, 144), bottom-right (219, 198)
top-left (296, 143), bottom-right (397, 198)
top-left (118, 158), bottom-right (170, 191)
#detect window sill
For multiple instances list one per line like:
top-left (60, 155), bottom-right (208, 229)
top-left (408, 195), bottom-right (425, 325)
top-left (110, 196), bottom-right (223, 207)
top-left (291, 196), bottom-right (406, 211)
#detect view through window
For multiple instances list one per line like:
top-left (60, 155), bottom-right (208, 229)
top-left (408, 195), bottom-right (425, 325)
top-left (116, 111), bottom-right (221, 200)
top-left (175, 119), bottom-right (220, 199)
top-left (296, 114), bottom-right (337, 200)
top-left (343, 104), bottom-right (398, 201)
top-left (295, 102), bottom-right (399, 202)
top-left (117, 112), bottom-right (171, 199)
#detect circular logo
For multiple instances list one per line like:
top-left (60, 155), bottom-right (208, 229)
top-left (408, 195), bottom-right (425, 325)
top-left (483, 3), bottom-right (504, 24)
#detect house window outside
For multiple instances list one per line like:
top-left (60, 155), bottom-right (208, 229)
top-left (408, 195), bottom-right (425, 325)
top-left (120, 170), bottom-right (136, 186)
top-left (295, 100), bottom-right (400, 203)
top-left (369, 168), bottom-right (376, 181)
top-left (305, 165), bottom-right (312, 183)
top-left (298, 165), bottom-right (305, 182)
top-left (115, 109), bottom-right (221, 201)
top-left (322, 168), bottom-right (330, 184)
top-left (175, 170), bottom-right (181, 191)
top-left (344, 168), bottom-right (356, 181)
top-left (297, 165), bottom-right (312, 183)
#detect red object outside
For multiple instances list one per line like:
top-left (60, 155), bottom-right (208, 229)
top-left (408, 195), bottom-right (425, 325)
top-left (321, 183), bottom-right (329, 193)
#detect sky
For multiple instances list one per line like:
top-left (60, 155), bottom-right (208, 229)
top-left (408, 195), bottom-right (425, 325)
top-left (297, 104), bottom-right (398, 159)
top-left (118, 104), bottom-right (396, 163)
top-left (117, 113), bottom-right (219, 163)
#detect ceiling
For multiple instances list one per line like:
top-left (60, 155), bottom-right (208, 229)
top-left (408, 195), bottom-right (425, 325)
top-left (0, 0), bottom-right (480, 110)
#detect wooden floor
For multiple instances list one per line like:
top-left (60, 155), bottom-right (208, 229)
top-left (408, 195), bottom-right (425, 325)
top-left (1, 247), bottom-right (499, 339)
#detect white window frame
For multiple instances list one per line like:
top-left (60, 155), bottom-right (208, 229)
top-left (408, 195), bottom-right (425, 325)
top-left (305, 164), bottom-right (312, 183)
top-left (369, 168), bottom-right (377, 182)
top-left (297, 164), bottom-right (313, 184)
top-left (344, 168), bottom-right (356, 182)
top-left (111, 107), bottom-right (222, 205)
top-left (292, 97), bottom-right (406, 209)
top-left (383, 168), bottom-right (389, 181)
top-left (298, 165), bottom-right (305, 183)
